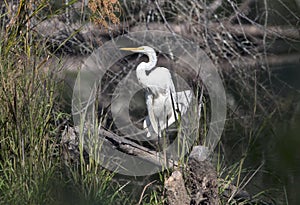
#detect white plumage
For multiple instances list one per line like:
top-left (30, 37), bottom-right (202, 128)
top-left (120, 46), bottom-right (192, 138)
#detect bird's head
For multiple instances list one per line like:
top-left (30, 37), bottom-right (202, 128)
top-left (120, 46), bottom-right (155, 55)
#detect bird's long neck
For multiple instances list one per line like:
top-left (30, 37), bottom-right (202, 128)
top-left (144, 52), bottom-right (157, 71)
top-left (136, 52), bottom-right (157, 86)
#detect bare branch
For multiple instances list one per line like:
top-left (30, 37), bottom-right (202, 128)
top-left (97, 128), bottom-right (178, 168)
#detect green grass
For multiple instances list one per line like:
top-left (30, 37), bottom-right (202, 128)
top-left (0, 1), bottom-right (127, 204)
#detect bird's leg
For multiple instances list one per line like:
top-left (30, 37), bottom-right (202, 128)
top-left (170, 91), bottom-right (178, 127)
top-left (145, 92), bottom-right (159, 135)
top-left (166, 114), bottom-right (169, 137)
top-left (163, 115), bottom-right (170, 165)
top-left (157, 116), bottom-right (161, 151)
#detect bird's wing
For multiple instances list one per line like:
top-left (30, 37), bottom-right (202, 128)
top-left (148, 67), bottom-right (176, 93)
top-left (145, 91), bottom-right (159, 135)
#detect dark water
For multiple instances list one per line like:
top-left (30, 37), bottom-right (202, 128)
top-left (266, 64), bottom-right (300, 204)
top-left (239, 0), bottom-right (300, 202)
top-left (245, 63), bottom-right (300, 204)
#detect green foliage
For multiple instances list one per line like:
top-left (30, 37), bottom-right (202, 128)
top-left (0, 1), bottom-right (58, 204)
top-left (0, 1), bottom-right (125, 204)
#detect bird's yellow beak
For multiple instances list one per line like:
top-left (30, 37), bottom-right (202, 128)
top-left (119, 47), bottom-right (144, 51)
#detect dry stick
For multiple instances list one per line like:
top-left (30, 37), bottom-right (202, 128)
top-left (137, 180), bottom-right (157, 205)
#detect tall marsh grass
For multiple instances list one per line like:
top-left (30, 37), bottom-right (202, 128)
top-left (0, 1), bottom-right (126, 204)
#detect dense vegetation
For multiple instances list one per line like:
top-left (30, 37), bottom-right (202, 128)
top-left (0, 0), bottom-right (299, 204)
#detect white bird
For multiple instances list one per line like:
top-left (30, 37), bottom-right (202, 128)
top-left (120, 46), bottom-right (192, 138)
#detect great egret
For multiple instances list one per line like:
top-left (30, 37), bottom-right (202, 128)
top-left (120, 46), bottom-right (192, 138)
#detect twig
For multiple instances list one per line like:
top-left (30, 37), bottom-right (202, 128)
top-left (137, 180), bottom-right (157, 205)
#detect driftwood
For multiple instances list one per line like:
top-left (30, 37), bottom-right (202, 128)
top-left (98, 128), bottom-right (179, 168)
